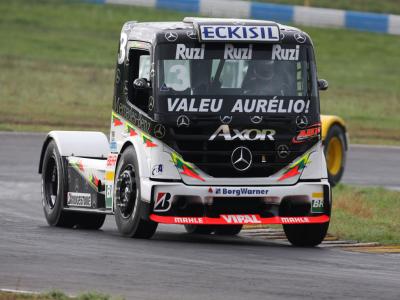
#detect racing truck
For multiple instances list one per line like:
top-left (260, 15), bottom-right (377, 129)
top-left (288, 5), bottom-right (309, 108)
top-left (39, 17), bottom-right (344, 246)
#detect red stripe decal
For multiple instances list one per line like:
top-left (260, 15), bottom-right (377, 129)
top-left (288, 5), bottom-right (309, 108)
top-left (149, 214), bottom-right (330, 225)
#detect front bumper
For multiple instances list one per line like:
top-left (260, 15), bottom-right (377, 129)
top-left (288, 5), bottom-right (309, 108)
top-left (142, 179), bottom-right (331, 225)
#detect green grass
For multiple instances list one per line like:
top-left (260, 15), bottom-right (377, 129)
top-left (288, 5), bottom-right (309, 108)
top-left (250, 0), bottom-right (400, 15)
top-left (0, 0), bottom-right (400, 144)
top-left (329, 185), bottom-right (400, 245)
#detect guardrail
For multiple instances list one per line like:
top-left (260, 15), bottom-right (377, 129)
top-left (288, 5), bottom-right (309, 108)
top-left (90, 0), bottom-right (400, 35)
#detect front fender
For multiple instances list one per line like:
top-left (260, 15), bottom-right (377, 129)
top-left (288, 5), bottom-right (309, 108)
top-left (321, 115), bottom-right (347, 141)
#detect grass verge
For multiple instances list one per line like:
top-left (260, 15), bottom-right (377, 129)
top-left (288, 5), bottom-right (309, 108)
top-left (330, 184), bottom-right (400, 245)
top-left (0, 0), bottom-right (400, 144)
top-left (0, 290), bottom-right (117, 300)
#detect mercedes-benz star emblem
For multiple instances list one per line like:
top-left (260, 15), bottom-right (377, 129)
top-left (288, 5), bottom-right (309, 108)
top-left (294, 33), bottom-right (306, 43)
top-left (154, 124), bottom-right (166, 139)
top-left (250, 116), bottom-right (263, 124)
top-left (177, 115), bottom-right (190, 127)
top-left (231, 147), bottom-right (252, 171)
top-left (220, 115), bottom-right (232, 124)
top-left (165, 31), bottom-right (178, 42)
top-left (296, 115), bottom-right (308, 129)
top-left (187, 30), bottom-right (197, 39)
top-left (277, 144), bottom-right (290, 159)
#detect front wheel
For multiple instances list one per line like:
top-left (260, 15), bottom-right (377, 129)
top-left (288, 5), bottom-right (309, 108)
top-left (324, 125), bottom-right (346, 187)
top-left (114, 146), bottom-right (158, 238)
top-left (283, 222), bottom-right (329, 247)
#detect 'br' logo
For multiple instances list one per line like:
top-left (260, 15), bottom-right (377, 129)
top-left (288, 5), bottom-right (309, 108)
top-left (154, 192), bottom-right (172, 212)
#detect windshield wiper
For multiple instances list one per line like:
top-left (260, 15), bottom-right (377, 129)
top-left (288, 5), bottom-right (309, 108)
top-left (211, 59), bottom-right (225, 89)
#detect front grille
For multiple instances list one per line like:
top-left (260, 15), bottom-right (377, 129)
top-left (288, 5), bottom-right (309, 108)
top-left (163, 120), bottom-right (313, 178)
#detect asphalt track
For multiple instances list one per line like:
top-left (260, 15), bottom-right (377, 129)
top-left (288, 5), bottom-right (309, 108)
top-left (0, 132), bottom-right (399, 299)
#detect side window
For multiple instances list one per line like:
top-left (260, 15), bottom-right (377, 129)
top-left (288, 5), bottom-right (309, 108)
top-left (128, 48), bottom-right (151, 113)
top-left (138, 55), bottom-right (151, 80)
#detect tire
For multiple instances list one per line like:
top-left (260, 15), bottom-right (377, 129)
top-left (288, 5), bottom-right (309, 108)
top-left (42, 140), bottom-right (78, 227)
top-left (324, 124), bottom-right (346, 187)
top-left (184, 225), bottom-right (215, 234)
top-left (283, 222), bottom-right (329, 247)
top-left (214, 225), bottom-right (242, 235)
top-left (114, 146), bottom-right (158, 238)
top-left (75, 214), bottom-right (106, 230)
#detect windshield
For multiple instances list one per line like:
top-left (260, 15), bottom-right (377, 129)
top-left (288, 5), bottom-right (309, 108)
top-left (157, 43), bottom-right (316, 97)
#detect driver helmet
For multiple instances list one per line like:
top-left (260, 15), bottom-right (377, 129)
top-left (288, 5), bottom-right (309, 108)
top-left (253, 60), bottom-right (275, 80)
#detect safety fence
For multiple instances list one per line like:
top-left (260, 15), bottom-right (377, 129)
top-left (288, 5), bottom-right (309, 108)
top-left (88, 0), bottom-right (400, 35)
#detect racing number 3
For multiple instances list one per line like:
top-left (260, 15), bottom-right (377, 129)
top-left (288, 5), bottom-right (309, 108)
top-left (118, 32), bottom-right (128, 64)
top-left (168, 64), bottom-right (190, 91)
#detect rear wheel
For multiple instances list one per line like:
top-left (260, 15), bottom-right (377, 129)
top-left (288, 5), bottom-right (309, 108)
top-left (214, 225), bottom-right (242, 235)
top-left (42, 141), bottom-right (78, 227)
top-left (283, 222), bottom-right (329, 247)
top-left (184, 225), bottom-right (215, 234)
top-left (114, 146), bottom-right (158, 238)
top-left (324, 125), bottom-right (346, 187)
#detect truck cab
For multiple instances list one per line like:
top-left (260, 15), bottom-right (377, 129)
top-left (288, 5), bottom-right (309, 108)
top-left (39, 18), bottom-right (332, 246)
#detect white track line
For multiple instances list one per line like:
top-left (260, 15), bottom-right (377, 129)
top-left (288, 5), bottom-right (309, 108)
top-left (0, 288), bottom-right (39, 295)
top-left (350, 144), bottom-right (400, 150)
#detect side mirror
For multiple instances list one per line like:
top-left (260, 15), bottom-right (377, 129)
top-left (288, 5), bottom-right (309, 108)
top-left (318, 79), bottom-right (329, 91)
top-left (133, 78), bottom-right (151, 89)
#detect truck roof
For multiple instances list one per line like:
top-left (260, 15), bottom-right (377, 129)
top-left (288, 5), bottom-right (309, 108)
top-left (122, 17), bottom-right (310, 45)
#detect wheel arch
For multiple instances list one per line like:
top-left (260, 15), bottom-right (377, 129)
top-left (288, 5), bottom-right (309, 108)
top-left (117, 139), bottom-right (151, 179)
top-left (321, 115), bottom-right (348, 150)
top-left (39, 131), bottom-right (109, 174)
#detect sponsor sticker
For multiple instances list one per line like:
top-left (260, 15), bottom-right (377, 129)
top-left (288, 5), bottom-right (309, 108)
top-left (166, 97), bottom-right (310, 114)
top-left (224, 44), bottom-right (253, 60)
top-left (213, 187), bottom-right (269, 196)
top-left (292, 124), bottom-right (321, 144)
top-left (175, 44), bottom-right (205, 60)
top-left (152, 164), bottom-right (163, 176)
top-left (209, 125), bottom-right (275, 141)
top-left (105, 185), bottom-right (113, 209)
top-left (272, 44), bottom-right (300, 61)
top-left (106, 154), bottom-right (118, 167)
top-left (174, 217), bottom-right (203, 224)
top-left (154, 192), bottom-right (172, 212)
top-left (280, 217), bottom-right (310, 224)
top-left (67, 192), bottom-right (92, 208)
top-left (199, 25), bottom-right (280, 42)
top-left (168, 98), bottom-right (223, 113)
top-left (110, 141), bottom-right (117, 152)
top-left (311, 199), bottom-right (324, 213)
top-left (221, 214), bottom-right (261, 224)
top-left (105, 171), bottom-right (114, 181)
